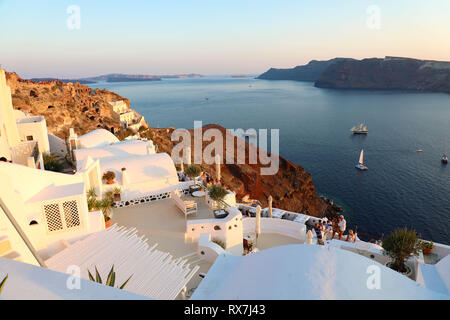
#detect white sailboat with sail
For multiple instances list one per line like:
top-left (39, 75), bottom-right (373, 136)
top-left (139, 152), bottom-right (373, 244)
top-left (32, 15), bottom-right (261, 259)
top-left (355, 149), bottom-right (368, 170)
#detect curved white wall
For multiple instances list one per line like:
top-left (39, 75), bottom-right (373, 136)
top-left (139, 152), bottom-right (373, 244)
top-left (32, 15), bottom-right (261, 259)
top-left (242, 217), bottom-right (307, 242)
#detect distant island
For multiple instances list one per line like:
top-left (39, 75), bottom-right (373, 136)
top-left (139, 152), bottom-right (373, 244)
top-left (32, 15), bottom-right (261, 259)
top-left (30, 73), bottom-right (203, 84)
top-left (257, 56), bottom-right (450, 93)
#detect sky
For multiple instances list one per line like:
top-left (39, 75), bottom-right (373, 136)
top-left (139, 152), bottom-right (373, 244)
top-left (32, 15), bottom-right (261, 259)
top-left (0, 0), bottom-right (449, 78)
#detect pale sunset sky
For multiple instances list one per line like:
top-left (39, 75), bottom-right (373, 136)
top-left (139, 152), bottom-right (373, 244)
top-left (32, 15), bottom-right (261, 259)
top-left (0, 0), bottom-right (449, 78)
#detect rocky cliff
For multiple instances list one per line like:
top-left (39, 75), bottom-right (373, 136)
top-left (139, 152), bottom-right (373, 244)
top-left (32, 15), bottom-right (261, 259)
top-left (257, 58), bottom-right (351, 81)
top-left (5, 72), bottom-right (127, 138)
top-left (258, 56), bottom-right (450, 93)
top-left (315, 57), bottom-right (450, 93)
top-left (149, 124), bottom-right (339, 217)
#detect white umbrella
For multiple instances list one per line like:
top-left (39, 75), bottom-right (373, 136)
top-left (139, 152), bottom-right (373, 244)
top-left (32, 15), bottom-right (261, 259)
top-left (255, 205), bottom-right (261, 245)
top-left (268, 195), bottom-right (273, 218)
top-left (215, 154), bottom-right (221, 182)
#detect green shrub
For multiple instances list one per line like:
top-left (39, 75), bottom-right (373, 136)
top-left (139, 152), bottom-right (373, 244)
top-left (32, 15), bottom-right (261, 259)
top-left (43, 153), bottom-right (64, 172)
top-left (421, 241), bottom-right (434, 250)
top-left (102, 171), bottom-right (115, 182)
top-left (208, 185), bottom-right (228, 209)
top-left (185, 165), bottom-right (201, 180)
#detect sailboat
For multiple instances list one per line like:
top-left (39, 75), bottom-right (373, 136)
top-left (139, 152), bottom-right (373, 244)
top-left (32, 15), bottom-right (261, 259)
top-left (355, 149), bottom-right (368, 170)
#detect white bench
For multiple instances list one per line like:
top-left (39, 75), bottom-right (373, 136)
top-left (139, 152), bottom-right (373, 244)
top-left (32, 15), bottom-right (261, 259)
top-left (171, 191), bottom-right (197, 217)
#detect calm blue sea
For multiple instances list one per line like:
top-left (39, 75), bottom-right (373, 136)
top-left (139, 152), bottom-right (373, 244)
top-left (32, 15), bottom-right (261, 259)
top-left (90, 77), bottom-right (450, 244)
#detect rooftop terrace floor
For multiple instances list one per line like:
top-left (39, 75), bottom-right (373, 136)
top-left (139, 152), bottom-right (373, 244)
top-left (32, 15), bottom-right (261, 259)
top-left (111, 196), bottom-right (304, 298)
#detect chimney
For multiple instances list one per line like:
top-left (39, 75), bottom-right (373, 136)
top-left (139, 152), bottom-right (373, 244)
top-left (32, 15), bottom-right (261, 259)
top-left (121, 167), bottom-right (129, 186)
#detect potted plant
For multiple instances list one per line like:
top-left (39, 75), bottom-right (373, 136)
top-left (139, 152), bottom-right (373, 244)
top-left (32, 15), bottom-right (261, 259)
top-left (382, 227), bottom-right (422, 276)
top-left (208, 184), bottom-right (228, 210)
top-left (98, 198), bottom-right (113, 228)
top-left (102, 171), bottom-right (116, 185)
top-left (421, 241), bottom-right (434, 255)
top-left (113, 187), bottom-right (122, 202)
top-left (185, 165), bottom-right (202, 185)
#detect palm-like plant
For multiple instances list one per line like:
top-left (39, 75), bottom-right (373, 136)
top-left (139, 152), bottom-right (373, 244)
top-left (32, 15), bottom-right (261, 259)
top-left (98, 198), bottom-right (114, 222)
top-left (86, 188), bottom-right (97, 212)
top-left (87, 265), bottom-right (132, 290)
top-left (43, 152), bottom-right (64, 172)
top-left (0, 274), bottom-right (7, 295)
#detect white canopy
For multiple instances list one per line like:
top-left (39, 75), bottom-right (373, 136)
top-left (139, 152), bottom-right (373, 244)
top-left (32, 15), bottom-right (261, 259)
top-left (45, 225), bottom-right (200, 300)
top-left (191, 244), bottom-right (449, 300)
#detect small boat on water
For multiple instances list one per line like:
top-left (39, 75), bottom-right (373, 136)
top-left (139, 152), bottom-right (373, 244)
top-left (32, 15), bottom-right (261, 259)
top-left (355, 149), bottom-right (368, 170)
top-left (442, 153), bottom-right (448, 164)
top-left (417, 149), bottom-right (423, 152)
top-left (351, 123), bottom-right (368, 134)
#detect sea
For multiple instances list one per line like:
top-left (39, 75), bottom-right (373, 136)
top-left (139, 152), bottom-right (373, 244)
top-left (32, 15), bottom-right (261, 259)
top-left (90, 76), bottom-right (450, 244)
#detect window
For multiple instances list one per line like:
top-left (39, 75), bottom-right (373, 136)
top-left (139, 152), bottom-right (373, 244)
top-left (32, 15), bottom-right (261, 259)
top-left (43, 200), bottom-right (81, 233)
top-left (26, 135), bottom-right (33, 141)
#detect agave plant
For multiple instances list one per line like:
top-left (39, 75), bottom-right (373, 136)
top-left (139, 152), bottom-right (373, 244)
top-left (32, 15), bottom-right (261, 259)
top-left (87, 265), bottom-right (132, 290)
top-left (0, 274), bottom-right (7, 295)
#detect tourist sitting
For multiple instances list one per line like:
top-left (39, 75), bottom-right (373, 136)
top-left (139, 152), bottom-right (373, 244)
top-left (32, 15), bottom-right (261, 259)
top-left (338, 215), bottom-right (346, 240)
top-left (346, 230), bottom-right (356, 242)
top-left (322, 220), bottom-right (332, 240)
top-left (314, 222), bottom-right (324, 245)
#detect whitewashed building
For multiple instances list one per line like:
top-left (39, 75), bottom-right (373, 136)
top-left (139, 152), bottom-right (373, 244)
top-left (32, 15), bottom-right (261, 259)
top-left (109, 100), bottom-right (146, 132)
top-left (0, 69), bottom-right (47, 169)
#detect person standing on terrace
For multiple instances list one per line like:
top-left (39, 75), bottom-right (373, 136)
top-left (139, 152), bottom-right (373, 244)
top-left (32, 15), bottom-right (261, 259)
top-left (314, 222), bottom-right (324, 245)
top-left (338, 215), bottom-right (346, 240)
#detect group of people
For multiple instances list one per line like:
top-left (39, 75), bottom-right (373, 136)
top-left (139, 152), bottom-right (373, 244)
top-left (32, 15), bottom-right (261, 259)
top-left (314, 215), bottom-right (356, 245)
top-left (178, 171), bottom-right (222, 189)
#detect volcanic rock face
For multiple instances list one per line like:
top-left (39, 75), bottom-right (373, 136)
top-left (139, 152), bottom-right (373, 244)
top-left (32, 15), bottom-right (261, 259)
top-left (5, 72), bottom-right (127, 138)
top-left (257, 58), bottom-right (351, 81)
top-left (258, 56), bottom-right (450, 93)
top-left (150, 124), bottom-right (330, 217)
top-left (315, 57), bottom-right (450, 93)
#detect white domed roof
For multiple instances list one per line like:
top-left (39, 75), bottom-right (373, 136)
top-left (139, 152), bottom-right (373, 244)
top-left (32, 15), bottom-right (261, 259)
top-left (77, 129), bottom-right (119, 149)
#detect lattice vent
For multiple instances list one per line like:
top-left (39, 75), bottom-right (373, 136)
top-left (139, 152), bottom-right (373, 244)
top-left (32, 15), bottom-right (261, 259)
top-left (63, 200), bottom-right (81, 229)
top-left (44, 203), bottom-right (63, 232)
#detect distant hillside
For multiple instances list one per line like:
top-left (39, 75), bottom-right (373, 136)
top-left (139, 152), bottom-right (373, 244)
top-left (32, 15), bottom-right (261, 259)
top-left (315, 57), bottom-right (450, 93)
top-left (30, 78), bottom-right (96, 84)
top-left (28, 73), bottom-right (204, 84)
top-left (258, 56), bottom-right (450, 93)
top-left (257, 58), bottom-right (351, 81)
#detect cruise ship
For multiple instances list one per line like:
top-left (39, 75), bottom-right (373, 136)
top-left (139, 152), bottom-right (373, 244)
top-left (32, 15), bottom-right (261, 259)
top-left (0, 69), bottom-right (448, 300)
